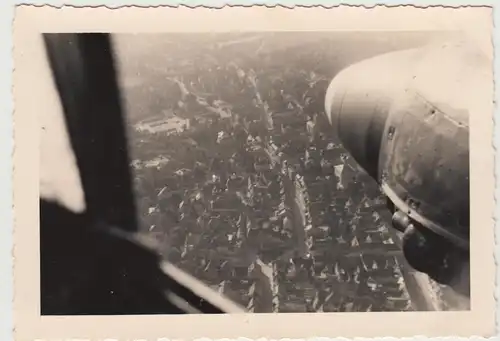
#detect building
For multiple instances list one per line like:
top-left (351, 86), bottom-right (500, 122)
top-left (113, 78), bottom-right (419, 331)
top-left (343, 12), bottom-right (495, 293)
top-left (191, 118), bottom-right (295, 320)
top-left (247, 258), bottom-right (279, 313)
top-left (135, 114), bottom-right (190, 134)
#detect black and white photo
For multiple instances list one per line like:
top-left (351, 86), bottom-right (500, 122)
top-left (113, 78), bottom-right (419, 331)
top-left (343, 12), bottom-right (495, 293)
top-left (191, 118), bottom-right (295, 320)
top-left (13, 5), bottom-right (495, 340)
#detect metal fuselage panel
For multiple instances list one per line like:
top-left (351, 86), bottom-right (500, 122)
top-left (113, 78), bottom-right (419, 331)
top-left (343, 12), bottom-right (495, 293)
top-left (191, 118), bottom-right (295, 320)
top-left (325, 39), bottom-right (491, 248)
top-left (380, 91), bottom-right (469, 248)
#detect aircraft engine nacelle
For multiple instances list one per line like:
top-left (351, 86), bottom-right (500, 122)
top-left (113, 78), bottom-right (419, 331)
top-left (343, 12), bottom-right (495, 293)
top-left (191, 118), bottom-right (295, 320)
top-left (324, 40), bottom-right (490, 288)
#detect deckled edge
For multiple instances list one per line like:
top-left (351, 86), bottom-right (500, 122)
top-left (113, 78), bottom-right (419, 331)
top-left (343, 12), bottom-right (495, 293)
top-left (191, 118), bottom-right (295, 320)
top-left (12, 3), bottom-right (495, 9)
top-left (7, 2), bottom-right (498, 341)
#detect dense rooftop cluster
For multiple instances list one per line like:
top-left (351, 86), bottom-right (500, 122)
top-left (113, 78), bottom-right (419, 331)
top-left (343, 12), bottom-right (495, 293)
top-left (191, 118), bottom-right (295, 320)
top-left (119, 33), bottom-right (431, 312)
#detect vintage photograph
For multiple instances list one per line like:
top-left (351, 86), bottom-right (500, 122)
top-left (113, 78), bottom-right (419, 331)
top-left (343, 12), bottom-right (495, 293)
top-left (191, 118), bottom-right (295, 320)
top-left (40, 30), bottom-right (475, 314)
top-left (13, 5), bottom-right (495, 339)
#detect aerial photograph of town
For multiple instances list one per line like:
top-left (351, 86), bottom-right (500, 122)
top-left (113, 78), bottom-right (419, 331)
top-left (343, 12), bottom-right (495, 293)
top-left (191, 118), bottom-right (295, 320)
top-left (112, 31), bottom-right (464, 313)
